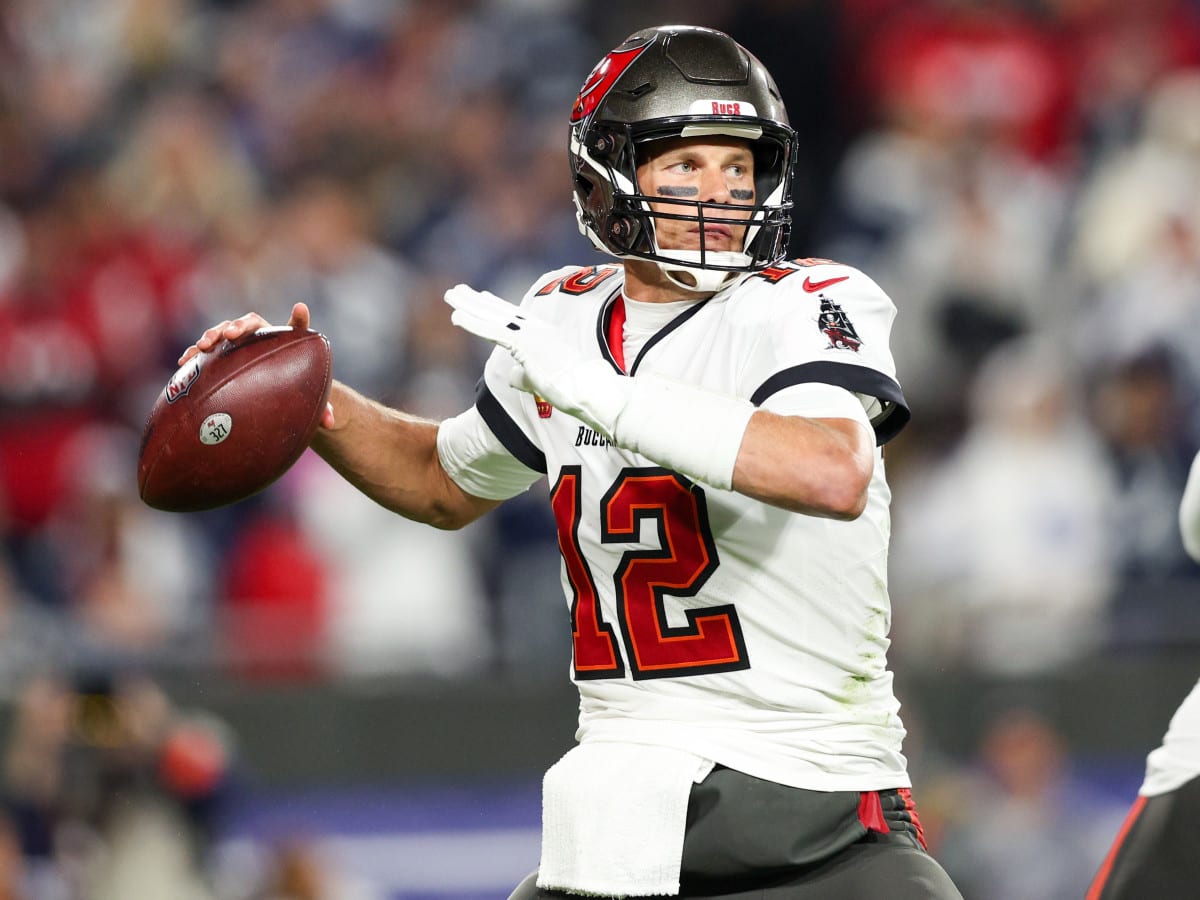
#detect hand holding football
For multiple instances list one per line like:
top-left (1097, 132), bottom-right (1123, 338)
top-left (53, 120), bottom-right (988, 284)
top-left (138, 326), bottom-right (333, 512)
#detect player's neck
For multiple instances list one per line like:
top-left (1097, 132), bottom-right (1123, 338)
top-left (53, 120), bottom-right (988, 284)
top-left (622, 259), bottom-right (713, 304)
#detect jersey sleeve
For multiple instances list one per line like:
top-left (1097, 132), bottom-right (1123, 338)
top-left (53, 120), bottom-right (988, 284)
top-left (745, 265), bottom-right (910, 444)
top-left (469, 346), bottom-right (548, 475)
top-left (436, 403), bottom-right (543, 500)
top-left (759, 382), bottom-right (872, 431)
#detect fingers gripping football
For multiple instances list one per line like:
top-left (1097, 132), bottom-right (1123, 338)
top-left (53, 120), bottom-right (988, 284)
top-left (178, 304), bottom-right (313, 366)
top-left (444, 284), bottom-right (632, 438)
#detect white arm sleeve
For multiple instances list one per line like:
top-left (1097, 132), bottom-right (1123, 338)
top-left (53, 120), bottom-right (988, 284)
top-left (1181, 450), bottom-right (1200, 562)
top-left (436, 406), bottom-right (543, 501)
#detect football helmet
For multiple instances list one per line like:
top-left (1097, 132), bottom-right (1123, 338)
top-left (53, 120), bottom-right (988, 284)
top-left (569, 25), bottom-right (796, 293)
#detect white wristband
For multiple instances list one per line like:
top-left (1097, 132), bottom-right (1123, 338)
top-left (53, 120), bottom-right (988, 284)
top-left (612, 374), bottom-right (756, 491)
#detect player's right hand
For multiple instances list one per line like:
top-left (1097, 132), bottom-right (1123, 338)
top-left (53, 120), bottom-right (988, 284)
top-left (177, 303), bottom-right (334, 429)
top-left (177, 303), bottom-right (313, 366)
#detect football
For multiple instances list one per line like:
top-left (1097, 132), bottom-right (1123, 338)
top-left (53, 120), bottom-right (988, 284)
top-left (138, 326), bottom-right (333, 512)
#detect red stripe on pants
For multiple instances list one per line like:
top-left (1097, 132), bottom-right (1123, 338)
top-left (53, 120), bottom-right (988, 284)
top-left (1086, 795), bottom-right (1149, 900)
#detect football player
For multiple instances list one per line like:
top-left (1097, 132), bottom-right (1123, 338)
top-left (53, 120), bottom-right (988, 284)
top-left (1087, 447), bottom-right (1200, 900)
top-left (182, 25), bottom-right (962, 899)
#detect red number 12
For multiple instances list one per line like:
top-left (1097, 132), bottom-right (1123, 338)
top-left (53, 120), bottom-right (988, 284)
top-left (550, 467), bottom-right (750, 680)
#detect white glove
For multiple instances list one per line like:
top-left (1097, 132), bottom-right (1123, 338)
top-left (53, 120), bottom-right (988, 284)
top-left (444, 284), bottom-right (633, 439)
top-left (445, 283), bottom-right (757, 491)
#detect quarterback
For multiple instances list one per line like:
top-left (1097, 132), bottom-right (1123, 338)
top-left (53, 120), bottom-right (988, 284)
top-left (182, 25), bottom-right (962, 900)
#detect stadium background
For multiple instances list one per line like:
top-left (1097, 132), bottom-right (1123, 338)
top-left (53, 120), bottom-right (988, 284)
top-left (0, 0), bottom-right (1198, 897)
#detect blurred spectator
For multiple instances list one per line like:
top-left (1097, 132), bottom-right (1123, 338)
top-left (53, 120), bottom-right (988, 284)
top-left (184, 173), bottom-right (418, 405)
top-left (478, 482), bottom-right (572, 679)
top-left (398, 3), bottom-right (599, 298)
top-left (0, 810), bottom-right (32, 900)
top-left (274, 176), bottom-right (417, 404)
top-left (0, 672), bottom-right (235, 900)
top-left (247, 837), bottom-right (382, 900)
top-left (855, 0), bottom-right (1075, 162)
top-left (890, 337), bottom-right (1117, 675)
top-left (219, 497), bottom-right (330, 682)
top-left (0, 553), bottom-right (69, 693)
top-left (1069, 70), bottom-right (1200, 384)
top-left (22, 425), bottom-right (212, 665)
top-left (411, 106), bottom-right (593, 300)
top-left (0, 157), bottom-right (200, 537)
top-left (209, 0), bottom-right (387, 178)
top-left (287, 455), bottom-right (492, 679)
top-left (1056, 0), bottom-right (1200, 164)
top-left (936, 702), bottom-right (1123, 900)
top-left (1086, 345), bottom-right (1200, 646)
top-left (105, 86), bottom-right (262, 251)
top-left (820, 4), bottom-right (1072, 424)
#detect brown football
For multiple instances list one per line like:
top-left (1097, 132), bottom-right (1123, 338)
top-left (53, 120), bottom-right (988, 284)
top-left (138, 326), bottom-right (333, 512)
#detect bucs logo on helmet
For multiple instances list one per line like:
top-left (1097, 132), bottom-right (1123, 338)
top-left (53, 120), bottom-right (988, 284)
top-left (570, 39), bottom-right (652, 124)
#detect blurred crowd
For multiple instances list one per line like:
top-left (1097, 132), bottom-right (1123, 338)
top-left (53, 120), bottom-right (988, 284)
top-left (0, 0), bottom-right (1198, 693)
top-left (0, 0), bottom-right (1198, 897)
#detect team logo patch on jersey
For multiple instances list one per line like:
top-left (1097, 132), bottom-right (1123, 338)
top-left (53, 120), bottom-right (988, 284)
top-left (534, 394), bottom-right (553, 418)
top-left (818, 296), bottom-right (862, 351)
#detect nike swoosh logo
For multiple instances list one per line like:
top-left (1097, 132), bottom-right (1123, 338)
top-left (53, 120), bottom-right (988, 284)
top-left (803, 275), bottom-right (849, 292)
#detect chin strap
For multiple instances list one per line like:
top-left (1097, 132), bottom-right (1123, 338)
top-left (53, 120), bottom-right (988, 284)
top-left (658, 263), bottom-right (744, 295)
top-left (445, 285), bottom-right (754, 490)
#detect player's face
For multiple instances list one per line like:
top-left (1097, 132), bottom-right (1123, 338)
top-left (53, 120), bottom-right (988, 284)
top-left (635, 137), bottom-right (756, 254)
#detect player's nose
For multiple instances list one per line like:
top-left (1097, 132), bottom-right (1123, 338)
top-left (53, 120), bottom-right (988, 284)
top-left (697, 165), bottom-right (731, 203)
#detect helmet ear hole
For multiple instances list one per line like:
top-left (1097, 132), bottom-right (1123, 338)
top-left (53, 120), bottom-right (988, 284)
top-left (608, 216), bottom-right (634, 245)
top-left (589, 133), bottom-right (617, 159)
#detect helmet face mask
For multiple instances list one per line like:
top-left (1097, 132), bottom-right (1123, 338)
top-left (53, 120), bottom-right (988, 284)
top-left (569, 26), bottom-right (796, 293)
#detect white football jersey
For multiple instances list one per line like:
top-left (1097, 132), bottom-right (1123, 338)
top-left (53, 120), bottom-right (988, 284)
top-left (1140, 677), bottom-right (1200, 796)
top-left (438, 259), bottom-right (913, 791)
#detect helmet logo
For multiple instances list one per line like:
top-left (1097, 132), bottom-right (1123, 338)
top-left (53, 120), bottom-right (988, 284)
top-left (571, 40), bottom-right (652, 123)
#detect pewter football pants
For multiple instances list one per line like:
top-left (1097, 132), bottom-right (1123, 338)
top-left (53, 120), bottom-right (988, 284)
top-left (509, 766), bottom-right (963, 899)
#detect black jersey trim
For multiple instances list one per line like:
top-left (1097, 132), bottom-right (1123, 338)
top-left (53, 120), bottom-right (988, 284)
top-left (475, 381), bottom-right (547, 473)
top-left (596, 293), bottom-right (711, 376)
top-left (750, 361), bottom-right (911, 445)
top-left (629, 300), bottom-right (710, 376)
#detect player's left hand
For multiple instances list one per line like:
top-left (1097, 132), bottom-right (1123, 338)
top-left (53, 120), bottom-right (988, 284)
top-left (445, 284), bottom-right (632, 438)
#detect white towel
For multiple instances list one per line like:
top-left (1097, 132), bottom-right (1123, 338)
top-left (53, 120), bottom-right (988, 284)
top-left (537, 742), bottom-right (714, 897)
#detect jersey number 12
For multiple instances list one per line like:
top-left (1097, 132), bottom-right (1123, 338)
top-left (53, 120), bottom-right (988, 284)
top-left (550, 466), bottom-right (750, 680)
